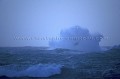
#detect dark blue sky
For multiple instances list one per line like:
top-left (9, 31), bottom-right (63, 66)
top-left (0, 0), bottom-right (120, 46)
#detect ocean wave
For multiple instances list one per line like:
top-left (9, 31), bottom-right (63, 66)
top-left (0, 64), bottom-right (63, 77)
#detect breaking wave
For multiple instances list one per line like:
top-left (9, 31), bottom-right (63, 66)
top-left (0, 64), bottom-right (63, 77)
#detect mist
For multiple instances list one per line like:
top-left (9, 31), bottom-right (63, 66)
top-left (0, 0), bottom-right (120, 47)
top-left (49, 26), bottom-right (103, 52)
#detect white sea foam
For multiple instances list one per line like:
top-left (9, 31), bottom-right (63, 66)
top-left (49, 26), bottom-right (103, 52)
top-left (0, 64), bottom-right (62, 77)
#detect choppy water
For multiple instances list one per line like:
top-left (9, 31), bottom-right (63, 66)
top-left (0, 47), bottom-right (120, 79)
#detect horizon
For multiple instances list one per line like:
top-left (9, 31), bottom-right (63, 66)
top-left (0, 0), bottom-right (120, 47)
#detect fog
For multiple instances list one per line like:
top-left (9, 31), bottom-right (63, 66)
top-left (0, 0), bottom-right (120, 46)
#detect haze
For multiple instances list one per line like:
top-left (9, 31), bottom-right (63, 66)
top-left (0, 0), bottom-right (120, 47)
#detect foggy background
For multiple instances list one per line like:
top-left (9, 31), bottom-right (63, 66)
top-left (0, 0), bottom-right (120, 47)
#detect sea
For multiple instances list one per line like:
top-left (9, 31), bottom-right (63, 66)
top-left (0, 46), bottom-right (120, 79)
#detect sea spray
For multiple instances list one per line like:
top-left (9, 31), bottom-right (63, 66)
top-left (0, 64), bottom-right (63, 77)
